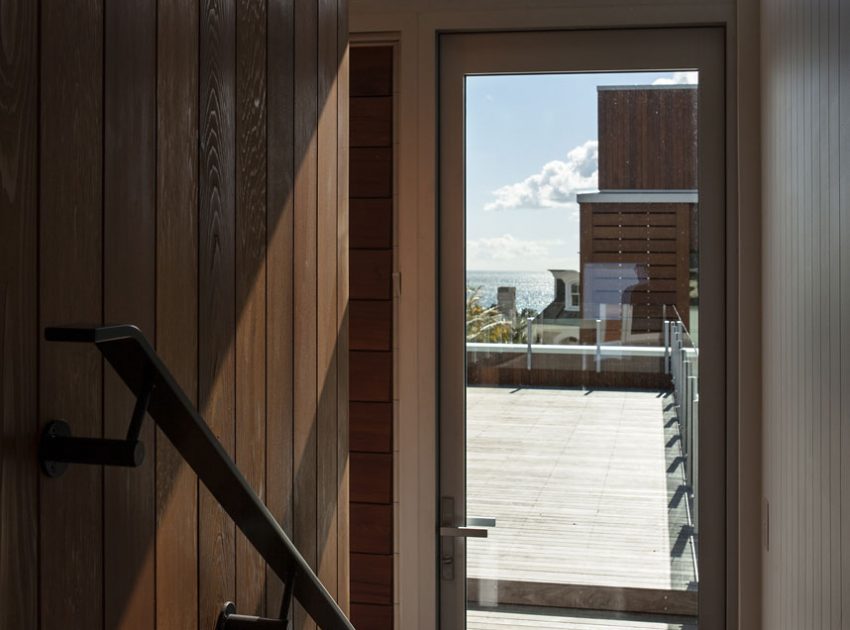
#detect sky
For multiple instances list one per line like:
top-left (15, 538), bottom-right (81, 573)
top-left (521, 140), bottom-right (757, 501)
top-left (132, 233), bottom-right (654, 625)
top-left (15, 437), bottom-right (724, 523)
top-left (465, 71), bottom-right (698, 272)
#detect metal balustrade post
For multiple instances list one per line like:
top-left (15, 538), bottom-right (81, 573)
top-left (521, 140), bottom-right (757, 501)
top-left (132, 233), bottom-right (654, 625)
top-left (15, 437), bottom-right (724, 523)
top-left (595, 318), bottom-right (602, 373)
top-left (663, 320), bottom-right (671, 374)
top-left (526, 318), bottom-right (533, 371)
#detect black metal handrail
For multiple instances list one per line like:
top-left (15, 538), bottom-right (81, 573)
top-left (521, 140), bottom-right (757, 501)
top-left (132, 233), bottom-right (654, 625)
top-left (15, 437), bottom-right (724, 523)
top-left (39, 325), bottom-right (354, 630)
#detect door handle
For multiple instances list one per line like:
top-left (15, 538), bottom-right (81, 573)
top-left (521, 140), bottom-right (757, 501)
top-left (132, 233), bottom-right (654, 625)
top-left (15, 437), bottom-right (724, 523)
top-left (439, 526), bottom-right (488, 538)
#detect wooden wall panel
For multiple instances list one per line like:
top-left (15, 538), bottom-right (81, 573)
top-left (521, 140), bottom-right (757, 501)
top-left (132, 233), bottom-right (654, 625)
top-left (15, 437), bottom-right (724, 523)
top-left (235, 0), bottom-right (268, 617)
top-left (199, 1), bottom-right (238, 627)
top-left (3, 1), bottom-right (349, 628)
top-left (155, 0), bottom-right (200, 627)
top-left (761, 0), bottom-right (849, 624)
top-left (39, 2), bottom-right (104, 629)
top-left (294, 0), bottom-right (319, 628)
top-left (266, 0), bottom-right (295, 617)
top-left (103, 2), bottom-right (157, 628)
top-left (318, 0), bottom-right (341, 607)
top-left (0, 0), bottom-right (38, 626)
top-left (349, 43), bottom-right (395, 629)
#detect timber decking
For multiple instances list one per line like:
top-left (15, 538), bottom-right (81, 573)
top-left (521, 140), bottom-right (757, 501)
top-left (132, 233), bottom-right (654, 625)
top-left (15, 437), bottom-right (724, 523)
top-left (468, 605), bottom-right (696, 629)
top-left (466, 387), bottom-right (697, 616)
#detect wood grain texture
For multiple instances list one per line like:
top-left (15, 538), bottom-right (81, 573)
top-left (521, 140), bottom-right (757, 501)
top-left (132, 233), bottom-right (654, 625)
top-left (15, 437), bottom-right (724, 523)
top-left (199, 0), bottom-right (237, 627)
top-left (350, 250), bottom-right (392, 300)
top-left (336, 0), bottom-right (351, 612)
top-left (351, 96), bottom-right (393, 147)
top-left (318, 0), bottom-right (340, 602)
top-left (349, 352), bottom-right (392, 402)
top-left (350, 46), bottom-right (392, 97)
top-left (293, 0), bottom-right (319, 626)
top-left (350, 300), bottom-right (392, 351)
top-left (349, 402), bottom-right (392, 453)
top-left (0, 0), bottom-right (38, 625)
top-left (761, 0), bottom-right (849, 625)
top-left (266, 0), bottom-right (295, 616)
top-left (351, 603), bottom-right (394, 630)
top-left (236, 0), bottom-right (268, 617)
top-left (350, 503), bottom-right (393, 554)
top-left (350, 552), bottom-right (393, 605)
top-left (350, 199), bottom-right (393, 248)
top-left (350, 452), bottom-right (392, 503)
top-left (103, 1), bottom-right (157, 627)
top-left (598, 88), bottom-right (697, 190)
top-left (350, 147), bottom-right (392, 198)
top-left (155, 0), bottom-right (200, 627)
top-left (39, 2), bottom-right (104, 628)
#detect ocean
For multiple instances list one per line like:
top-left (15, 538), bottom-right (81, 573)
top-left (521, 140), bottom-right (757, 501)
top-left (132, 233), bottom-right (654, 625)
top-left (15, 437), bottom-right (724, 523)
top-left (466, 270), bottom-right (554, 314)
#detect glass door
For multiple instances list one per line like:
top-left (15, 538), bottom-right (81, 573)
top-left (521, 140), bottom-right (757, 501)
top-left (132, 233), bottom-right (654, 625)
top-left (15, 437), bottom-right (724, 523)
top-left (438, 28), bottom-right (726, 630)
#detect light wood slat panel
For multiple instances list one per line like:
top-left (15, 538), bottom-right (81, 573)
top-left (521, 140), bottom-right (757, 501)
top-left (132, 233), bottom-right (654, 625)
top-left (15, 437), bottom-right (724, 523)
top-left (0, 0), bottom-right (38, 624)
top-left (294, 0), bottom-right (319, 627)
top-left (235, 0), bottom-right (268, 617)
top-left (39, 2), bottom-right (104, 628)
top-left (318, 0), bottom-right (340, 602)
top-left (199, 0), bottom-right (237, 628)
top-left (266, 0), bottom-right (295, 616)
top-left (155, 0), bottom-right (200, 627)
top-left (336, 0), bottom-right (351, 611)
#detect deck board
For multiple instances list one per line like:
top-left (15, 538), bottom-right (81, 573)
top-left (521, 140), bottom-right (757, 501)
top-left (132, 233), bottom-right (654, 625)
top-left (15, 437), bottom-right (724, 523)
top-left (466, 387), bottom-right (697, 600)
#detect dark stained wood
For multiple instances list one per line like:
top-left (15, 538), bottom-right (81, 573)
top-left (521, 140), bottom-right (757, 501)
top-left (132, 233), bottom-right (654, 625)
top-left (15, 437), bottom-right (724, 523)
top-left (350, 352), bottom-right (392, 402)
top-left (350, 503), bottom-right (393, 554)
top-left (350, 147), bottom-right (392, 198)
top-left (349, 402), bottom-right (393, 453)
top-left (317, 0), bottom-right (340, 601)
top-left (103, 1), bottom-right (157, 627)
top-left (350, 46), bottom-right (392, 97)
top-left (39, 2), bottom-right (104, 628)
top-left (155, 0), bottom-right (200, 627)
top-left (336, 1), bottom-right (351, 610)
top-left (350, 300), bottom-right (392, 351)
top-left (351, 603), bottom-right (394, 630)
top-left (351, 97), bottom-right (393, 147)
top-left (350, 199), bottom-right (393, 249)
top-left (236, 0), bottom-right (268, 617)
top-left (199, 0), bottom-right (237, 628)
top-left (294, 0), bottom-right (319, 627)
top-left (266, 0), bottom-right (295, 617)
top-left (350, 453), bottom-right (393, 504)
top-left (350, 553), bottom-right (393, 605)
top-left (0, 0), bottom-right (38, 625)
top-left (350, 250), bottom-right (392, 300)
top-left (598, 87), bottom-right (697, 190)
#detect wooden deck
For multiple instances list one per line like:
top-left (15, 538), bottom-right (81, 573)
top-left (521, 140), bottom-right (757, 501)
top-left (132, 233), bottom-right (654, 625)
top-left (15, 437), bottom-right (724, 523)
top-left (465, 386), bottom-right (697, 620)
top-left (468, 605), bottom-right (696, 630)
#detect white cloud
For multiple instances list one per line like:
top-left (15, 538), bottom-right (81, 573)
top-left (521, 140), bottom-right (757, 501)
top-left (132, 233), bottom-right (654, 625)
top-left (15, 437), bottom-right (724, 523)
top-left (467, 234), bottom-right (563, 263)
top-left (484, 140), bottom-right (598, 211)
top-left (652, 71), bottom-right (698, 85)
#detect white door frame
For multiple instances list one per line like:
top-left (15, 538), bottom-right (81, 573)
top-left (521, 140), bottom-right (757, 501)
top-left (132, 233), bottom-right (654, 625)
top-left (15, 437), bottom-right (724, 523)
top-left (351, 2), bottom-right (760, 627)
top-left (437, 27), bottom-right (727, 629)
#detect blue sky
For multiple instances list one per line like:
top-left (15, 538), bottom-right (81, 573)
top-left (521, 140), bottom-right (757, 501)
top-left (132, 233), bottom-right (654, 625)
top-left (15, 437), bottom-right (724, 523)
top-left (465, 71), bottom-right (697, 271)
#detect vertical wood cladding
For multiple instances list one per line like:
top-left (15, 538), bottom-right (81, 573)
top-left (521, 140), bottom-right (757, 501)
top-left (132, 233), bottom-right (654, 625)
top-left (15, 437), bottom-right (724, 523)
top-left (349, 45), bottom-right (395, 630)
top-left (0, 1), bottom-right (350, 628)
top-left (761, 0), bottom-right (849, 625)
top-left (598, 87), bottom-right (697, 190)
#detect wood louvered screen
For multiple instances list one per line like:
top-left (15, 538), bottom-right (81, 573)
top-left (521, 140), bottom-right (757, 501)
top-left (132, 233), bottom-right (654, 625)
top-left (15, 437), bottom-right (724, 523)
top-left (579, 202), bottom-right (691, 339)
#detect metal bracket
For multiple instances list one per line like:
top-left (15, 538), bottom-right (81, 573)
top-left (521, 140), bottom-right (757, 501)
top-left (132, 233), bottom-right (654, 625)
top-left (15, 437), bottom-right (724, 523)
top-left (38, 368), bottom-right (154, 477)
top-left (216, 572), bottom-right (295, 630)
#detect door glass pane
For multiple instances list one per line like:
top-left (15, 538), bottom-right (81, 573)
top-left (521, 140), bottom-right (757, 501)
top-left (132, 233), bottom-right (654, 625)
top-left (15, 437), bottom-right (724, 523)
top-left (464, 72), bottom-right (699, 629)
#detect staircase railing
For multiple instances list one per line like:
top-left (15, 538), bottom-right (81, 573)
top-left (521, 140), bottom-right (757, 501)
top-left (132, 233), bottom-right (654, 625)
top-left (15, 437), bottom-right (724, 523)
top-left (38, 325), bottom-right (354, 630)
